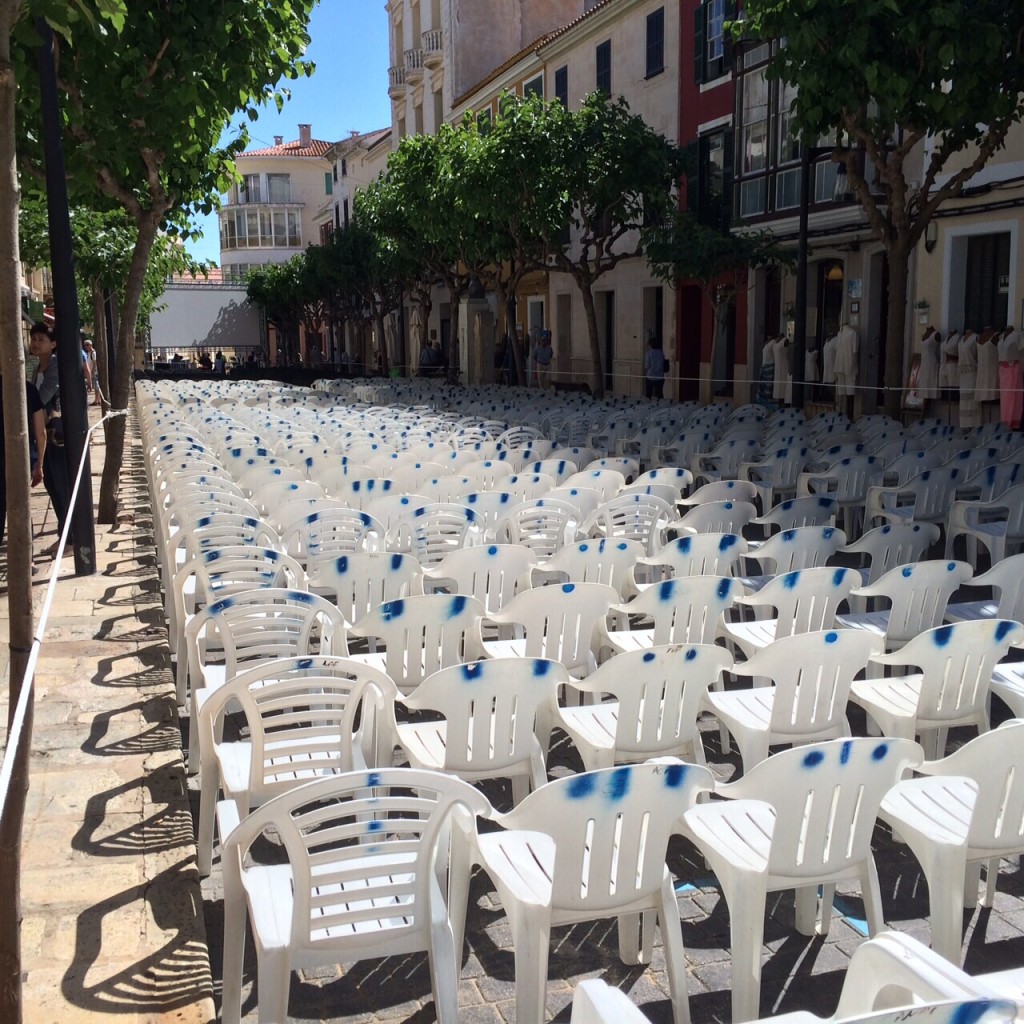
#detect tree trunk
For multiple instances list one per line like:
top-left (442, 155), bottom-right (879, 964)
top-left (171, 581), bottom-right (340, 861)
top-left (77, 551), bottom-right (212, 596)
top-left (883, 242), bottom-right (911, 420)
top-left (506, 292), bottom-right (526, 386)
top-left (446, 282), bottom-right (466, 385)
top-left (98, 209), bottom-right (161, 524)
top-left (0, 5), bottom-right (35, 1020)
top-left (578, 277), bottom-right (604, 398)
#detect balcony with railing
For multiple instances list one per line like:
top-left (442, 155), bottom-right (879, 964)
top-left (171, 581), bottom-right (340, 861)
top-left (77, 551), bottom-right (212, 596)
top-left (422, 28), bottom-right (443, 68)
top-left (388, 64), bottom-right (406, 97)
top-left (404, 47), bottom-right (424, 81)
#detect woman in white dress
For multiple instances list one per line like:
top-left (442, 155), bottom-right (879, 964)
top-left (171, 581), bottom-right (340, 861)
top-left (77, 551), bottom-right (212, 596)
top-left (975, 327), bottom-right (1000, 405)
top-left (941, 330), bottom-right (960, 399)
top-left (958, 329), bottom-right (980, 428)
top-left (772, 335), bottom-right (792, 405)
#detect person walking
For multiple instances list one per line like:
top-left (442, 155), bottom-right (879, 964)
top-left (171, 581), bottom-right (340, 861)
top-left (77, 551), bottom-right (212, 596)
top-left (29, 323), bottom-right (71, 557)
top-left (644, 334), bottom-right (668, 399)
top-left (533, 329), bottom-right (553, 389)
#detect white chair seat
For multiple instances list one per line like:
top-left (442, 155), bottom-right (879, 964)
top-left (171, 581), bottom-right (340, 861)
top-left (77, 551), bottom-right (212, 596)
top-left (683, 797), bottom-right (774, 873)
top-left (835, 609), bottom-right (890, 635)
top-left (944, 600), bottom-right (998, 622)
top-left (475, 829), bottom-right (558, 904)
top-left (480, 638), bottom-right (527, 659)
top-left (850, 673), bottom-right (925, 722)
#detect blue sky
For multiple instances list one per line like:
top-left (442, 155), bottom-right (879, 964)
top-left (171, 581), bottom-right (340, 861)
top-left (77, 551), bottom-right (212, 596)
top-left (186, 1), bottom-right (392, 264)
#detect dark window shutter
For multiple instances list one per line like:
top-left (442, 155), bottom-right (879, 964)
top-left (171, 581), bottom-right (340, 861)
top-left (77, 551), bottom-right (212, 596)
top-left (694, 4), bottom-right (706, 84)
top-left (722, 0), bottom-right (735, 72)
top-left (720, 128), bottom-right (735, 231)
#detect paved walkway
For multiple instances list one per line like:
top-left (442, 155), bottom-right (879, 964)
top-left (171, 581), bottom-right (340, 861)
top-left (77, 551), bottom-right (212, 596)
top-left (3, 403), bottom-right (213, 1024)
top-left (5, 397), bottom-right (1024, 1024)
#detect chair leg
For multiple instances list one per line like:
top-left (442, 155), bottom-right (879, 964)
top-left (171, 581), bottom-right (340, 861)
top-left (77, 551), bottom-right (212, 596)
top-left (257, 946), bottom-right (291, 1024)
top-left (724, 875), bottom-right (768, 1024)
top-left (509, 909), bottom-right (551, 1024)
top-left (428, 906), bottom-right (461, 1024)
top-left (659, 879), bottom-right (693, 1024)
top-left (921, 850), bottom-right (968, 963)
top-left (616, 912), bottom-right (650, 964)
top-left (197, 770), bottom-right (216, 878)
top-left (794, 885), bottom-right (819, 937)
top-left (860, 857), bottom-right (886, 937)
top-left (221, 861), bottom-right (248, 1024)
top-left (980, 858), bottom-right (999, 908)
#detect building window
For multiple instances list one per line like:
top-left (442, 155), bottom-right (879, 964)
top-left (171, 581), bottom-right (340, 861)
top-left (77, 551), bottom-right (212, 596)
top-left (476, 108), bottom-right (492, 133)
top-left (739, 178), bottom-right (766, 217)
top-left (221, 207), bottom-right (301, 249)
top-left (775, 168), bottom-right (800, 211)
top-left (241, 173), bottom-right (261, 203)
top-left (524, 74), bottom-right (543, 99)
top-left (554, 65), bottom-right (568, 107)
top-left (694, 0), bottom-right (733, 83)
top-left (335, 204), bottom-right (340, 229)
top-left (595, 40), bottom-right (611, 95)
top-left (324, 172), bottom-right (333, 195)
top-left (814, 160), bottom-right (840, 204)
top-left (742, 67), bottom-right (769, 174)
top-left (688, 129), bottom-right (733, 230)
top-left (267, 173), bottom-right (291, 203)
top-left (341, 159), bottom-right (347, 177)
top-left (646, 8), bottom-right (665, 79)
top-left (343, 198), bottom-right (350, 228)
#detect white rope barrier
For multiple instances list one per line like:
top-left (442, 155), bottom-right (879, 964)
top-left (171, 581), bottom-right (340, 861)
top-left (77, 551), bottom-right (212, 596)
top-left (0, 408), bottom-right (129, 823)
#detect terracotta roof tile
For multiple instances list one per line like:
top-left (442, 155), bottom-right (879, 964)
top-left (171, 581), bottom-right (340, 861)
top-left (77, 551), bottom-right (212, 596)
top-left (243, 137), bottom-right (334, 159)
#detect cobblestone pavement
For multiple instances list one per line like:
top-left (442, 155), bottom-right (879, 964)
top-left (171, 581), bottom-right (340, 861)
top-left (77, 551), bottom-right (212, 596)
top-left (8, 399), bottom-right (1024, 1024)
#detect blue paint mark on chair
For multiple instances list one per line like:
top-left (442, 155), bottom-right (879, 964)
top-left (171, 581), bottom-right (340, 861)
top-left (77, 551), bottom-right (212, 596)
top-left (568, 773), bottom-right (597, 799)
top-left (803, 749), bottom-right (825, 768)
top-left (607, 766), bottom-right (631, 801)
top-left (933, 625), bottom-right (953, 647)
top-left (450, 595), bottom-right (468, 616)
top-left (872, 743), bottom-right (889, 761)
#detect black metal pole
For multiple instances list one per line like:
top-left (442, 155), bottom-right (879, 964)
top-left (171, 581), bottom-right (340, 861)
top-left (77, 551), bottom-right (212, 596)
top-left (35, 18), bottom-right (96, 575)
top-left (792, 145), bottom-right (812, 412)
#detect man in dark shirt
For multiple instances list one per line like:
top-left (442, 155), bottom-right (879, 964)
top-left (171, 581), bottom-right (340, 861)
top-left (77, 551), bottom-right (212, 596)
top-left (0, 381), bottom-right (46, 545)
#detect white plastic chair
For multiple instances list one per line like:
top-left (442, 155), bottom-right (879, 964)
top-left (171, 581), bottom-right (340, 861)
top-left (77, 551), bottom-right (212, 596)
top-left (945, 481), bottom-right (1024, 567)
top-left (586, 455), bottom-right (640, 482)
top-left (739, 445), bottom-right (814, 511)
top-left (529, 537), bottom-right (644, 597)
top-left (307, 551), bottom-right (423, 625)
top-left (879, 719), bottom-right (1024, 962)
top-left (750, 495), bottom-right (838, 537)
top-left (280, 507), bottom-right (385, 566)
top-left (718, 566), bottom-right (858, 659)
top-left (393, 657), bottom-right (569, 805)
top-left (737, 525), bottom-right (846, 590)
top-left (194, 654), bottom-right (397, 877)
top-left (557, 643), bottom-right (732, 769)
top-left (632, 533), bottom-right (748, 592)
top-left (481, 581), bottom-right (617, 678)
top-left (705, 629), bottom-right (883, 775)
top-left (388, 502), bottom-right (483, 566)
top-left (563, 468), bottom-right (627, 502)
top-left (680, 737), bottom-right (923, 1024)
top-left (167, 546), bottom-right (305, 667)
top-left (181, 587), bottom-right (348, 710)
top-left (362, 492), bottom-right (433, 536)
top-left (836, 559), bottom-right (973, 653)
top-left (797, 455), bottom-right (883, 540)
top-left (947, 552), bottom-right (1024, 627)
top-left (602, 575), bottom-right (746, 655)
top-left (420, 542), bottom-right (537, 614)
top-left (581, 492), bottom-right (675, 555)
top-left (840, 522), bottom-right (941, 591)
top-left (493, 497), bottom-right (581, 558)
top-left (672, 499), bottom-right (758, 537)
top-left (219, 768), bottom-right (491, 1024)
top-left (523, 458), bottom-right (578, 485)
top-left (676, 478), bottom-right (758, 510)
top-left (348, 593), bottom-right (486, 695)
top-left (850, 619), bottom-right (1024, 759)
top-left (452, 762), bottom-right (713, 1024)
